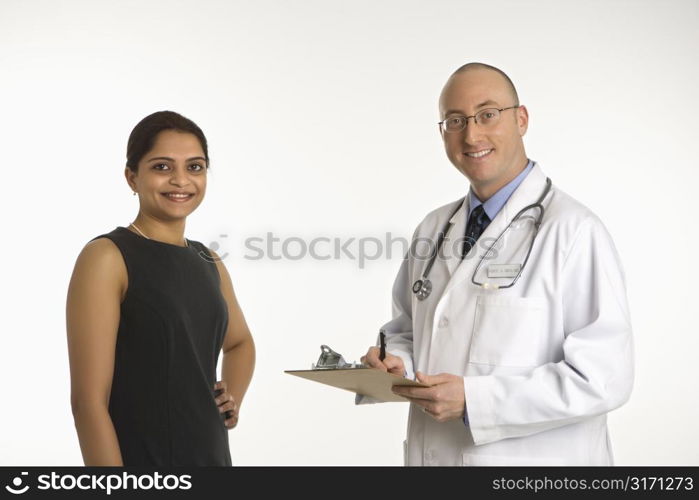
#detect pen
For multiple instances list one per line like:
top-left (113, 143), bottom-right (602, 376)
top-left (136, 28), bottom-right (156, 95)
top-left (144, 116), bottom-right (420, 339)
top-left (379, 329), bottom-right (386, 361)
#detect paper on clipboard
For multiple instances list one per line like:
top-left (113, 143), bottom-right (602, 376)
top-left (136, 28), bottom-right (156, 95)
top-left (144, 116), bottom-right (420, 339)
top-left (285, 367), bottom-right (428, 402)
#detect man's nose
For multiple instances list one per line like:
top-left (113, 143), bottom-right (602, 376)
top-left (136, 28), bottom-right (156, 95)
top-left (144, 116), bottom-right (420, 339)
top-left (463, 118), bottom-right (482, 144)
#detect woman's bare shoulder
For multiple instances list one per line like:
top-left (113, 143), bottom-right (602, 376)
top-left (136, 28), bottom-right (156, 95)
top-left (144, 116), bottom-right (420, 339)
top-left (77, 237), bottom-right (123, 267)
top-left (72, 237), bottom-right (127, 301)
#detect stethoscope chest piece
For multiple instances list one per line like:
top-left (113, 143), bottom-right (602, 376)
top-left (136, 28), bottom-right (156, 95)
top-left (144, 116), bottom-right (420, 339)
top-left (412, 278), bottom-right (432, 301)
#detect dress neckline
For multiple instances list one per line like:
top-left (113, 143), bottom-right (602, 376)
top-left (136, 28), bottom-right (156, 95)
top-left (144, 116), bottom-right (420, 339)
top-left (117, 226), bottom-right (192, 250)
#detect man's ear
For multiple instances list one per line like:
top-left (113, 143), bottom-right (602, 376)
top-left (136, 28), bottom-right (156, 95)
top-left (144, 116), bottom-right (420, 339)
top-left (517, 105), bottom-right (529, 136)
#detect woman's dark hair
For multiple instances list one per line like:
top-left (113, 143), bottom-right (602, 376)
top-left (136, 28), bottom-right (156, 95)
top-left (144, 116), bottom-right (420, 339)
top-left (126, 111), bottom-right (209, 172)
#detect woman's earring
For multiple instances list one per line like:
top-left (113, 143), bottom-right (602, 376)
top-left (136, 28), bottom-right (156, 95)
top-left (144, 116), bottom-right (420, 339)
top-left (133, 191), bottom-right (137, 196)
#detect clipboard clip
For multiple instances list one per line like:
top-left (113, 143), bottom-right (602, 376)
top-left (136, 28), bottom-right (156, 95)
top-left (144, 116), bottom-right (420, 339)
top-left (311, 345), bottom-right (363, 370)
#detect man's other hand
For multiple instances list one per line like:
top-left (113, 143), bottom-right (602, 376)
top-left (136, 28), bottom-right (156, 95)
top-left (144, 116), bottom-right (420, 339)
top-left (392, 372), bottom-right (465, 422)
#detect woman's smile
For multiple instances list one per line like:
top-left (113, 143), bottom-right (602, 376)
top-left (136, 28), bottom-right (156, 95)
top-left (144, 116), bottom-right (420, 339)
top-left (161, 191), bottom-right (195, 202)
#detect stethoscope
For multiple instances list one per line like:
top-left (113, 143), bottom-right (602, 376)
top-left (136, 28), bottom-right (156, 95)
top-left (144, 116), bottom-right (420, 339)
top-left (412, 177), bottom-right (552, 300)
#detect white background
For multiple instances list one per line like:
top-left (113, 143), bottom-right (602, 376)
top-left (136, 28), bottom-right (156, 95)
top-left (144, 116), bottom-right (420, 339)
top-left (1, 0), bottom-right (697, 465)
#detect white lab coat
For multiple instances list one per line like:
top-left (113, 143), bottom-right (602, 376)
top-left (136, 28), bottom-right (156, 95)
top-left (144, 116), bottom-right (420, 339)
top-left (373, 162), bottom-right (633, 466)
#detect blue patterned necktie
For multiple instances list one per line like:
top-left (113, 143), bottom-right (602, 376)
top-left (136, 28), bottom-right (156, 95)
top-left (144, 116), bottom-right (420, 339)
top-left (462, 204), bottom-right (491, 259)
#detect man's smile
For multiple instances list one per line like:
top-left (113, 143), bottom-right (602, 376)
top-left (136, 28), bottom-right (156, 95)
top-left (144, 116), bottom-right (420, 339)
top-left (464, 148), bottom-right (494, 159)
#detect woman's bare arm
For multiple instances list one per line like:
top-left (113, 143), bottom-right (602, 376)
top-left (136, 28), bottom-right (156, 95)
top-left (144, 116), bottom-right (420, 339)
top-left (66, 238), bottom-right (126, 465)
top-left (211, 250), bottom-right (255, 427)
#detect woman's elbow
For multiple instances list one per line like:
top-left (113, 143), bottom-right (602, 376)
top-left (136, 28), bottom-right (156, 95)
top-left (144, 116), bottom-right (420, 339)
top-left (70, 394), bottom-right (110, 422)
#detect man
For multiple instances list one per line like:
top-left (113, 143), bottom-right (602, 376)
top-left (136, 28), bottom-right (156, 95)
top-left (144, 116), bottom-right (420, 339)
top-left (361, 62), bottom-right (634, 466)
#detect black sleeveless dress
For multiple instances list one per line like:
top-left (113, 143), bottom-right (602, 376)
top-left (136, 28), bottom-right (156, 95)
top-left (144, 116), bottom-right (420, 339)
top-left (89, 226), bottom-right (232, 466)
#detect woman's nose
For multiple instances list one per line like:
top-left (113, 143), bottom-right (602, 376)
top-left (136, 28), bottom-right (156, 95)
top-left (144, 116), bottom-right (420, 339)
top-left (170, 167), bottom-right (190, 186)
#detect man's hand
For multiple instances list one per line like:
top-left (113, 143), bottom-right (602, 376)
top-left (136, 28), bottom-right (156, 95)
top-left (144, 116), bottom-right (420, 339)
top-left (392, 372), bottom-right (465, 423)
top-left (361, 346), bottom-right (405, 376)
top-left (214, 380), bottom-right (239, 429)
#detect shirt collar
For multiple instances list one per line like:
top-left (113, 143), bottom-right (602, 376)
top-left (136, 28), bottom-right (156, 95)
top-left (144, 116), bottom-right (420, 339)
top-left (468, 159), bottom-right (534, 220)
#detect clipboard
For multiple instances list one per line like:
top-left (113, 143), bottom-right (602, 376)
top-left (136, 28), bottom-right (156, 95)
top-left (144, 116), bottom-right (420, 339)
top-left (285, 345), bottom-right (428, 402)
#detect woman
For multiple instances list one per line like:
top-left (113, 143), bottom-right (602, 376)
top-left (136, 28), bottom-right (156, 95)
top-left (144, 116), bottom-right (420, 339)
top-left (66, 111), bottom-right (255, 466)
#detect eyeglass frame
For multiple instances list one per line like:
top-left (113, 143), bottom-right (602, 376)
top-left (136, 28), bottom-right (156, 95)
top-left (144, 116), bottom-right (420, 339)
top-left (438, 105), bottom-right (520, 134)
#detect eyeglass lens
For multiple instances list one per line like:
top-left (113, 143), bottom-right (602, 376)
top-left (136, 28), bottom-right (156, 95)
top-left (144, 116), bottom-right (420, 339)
top-left (443, 108), bottom-right (502, 132)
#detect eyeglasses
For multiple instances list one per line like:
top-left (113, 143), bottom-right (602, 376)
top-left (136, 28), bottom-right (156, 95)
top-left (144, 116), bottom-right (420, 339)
top-left (438, 105), bottom-right (519, 133)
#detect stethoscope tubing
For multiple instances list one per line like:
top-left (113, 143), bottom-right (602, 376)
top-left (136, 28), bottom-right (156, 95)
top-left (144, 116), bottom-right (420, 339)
top-left (412, 177), bottom-right (552, 300)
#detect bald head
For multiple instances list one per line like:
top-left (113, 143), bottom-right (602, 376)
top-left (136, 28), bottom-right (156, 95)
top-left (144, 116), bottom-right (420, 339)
top-left (444, 62), bottom-right (519, 107)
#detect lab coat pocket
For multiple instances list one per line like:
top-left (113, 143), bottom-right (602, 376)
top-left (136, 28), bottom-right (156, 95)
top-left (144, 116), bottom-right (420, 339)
top-left (469, 295), bottom-right (546, 367)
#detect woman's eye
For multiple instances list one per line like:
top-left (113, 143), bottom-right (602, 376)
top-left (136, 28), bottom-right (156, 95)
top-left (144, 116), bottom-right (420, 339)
top-left (153, 163), bottom-right (169, 170)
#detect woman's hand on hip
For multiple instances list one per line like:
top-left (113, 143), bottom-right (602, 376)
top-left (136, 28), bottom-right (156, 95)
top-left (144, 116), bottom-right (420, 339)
top-left (214, 380), bottom-right (239, 429)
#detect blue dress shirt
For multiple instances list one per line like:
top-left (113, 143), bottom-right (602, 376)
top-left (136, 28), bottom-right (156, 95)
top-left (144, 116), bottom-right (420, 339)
top-left (468, 160), bottom-right (534, 220)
